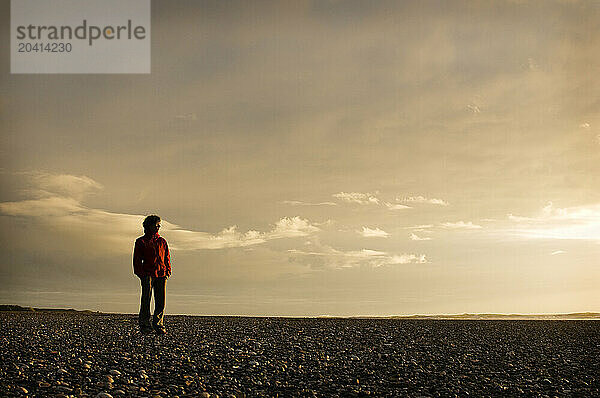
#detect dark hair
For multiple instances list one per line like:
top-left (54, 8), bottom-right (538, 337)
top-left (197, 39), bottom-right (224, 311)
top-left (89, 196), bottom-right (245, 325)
top-left (143, 215), bottom-right (161, 230)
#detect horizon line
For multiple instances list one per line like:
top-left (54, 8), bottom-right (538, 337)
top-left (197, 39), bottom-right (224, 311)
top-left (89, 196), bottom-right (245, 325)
top-left (2, 304), bottom-right (599, 319)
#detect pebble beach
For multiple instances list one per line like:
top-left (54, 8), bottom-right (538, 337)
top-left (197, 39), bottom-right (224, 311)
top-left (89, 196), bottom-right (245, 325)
top-left (1, 311), bottom-right (599, 397)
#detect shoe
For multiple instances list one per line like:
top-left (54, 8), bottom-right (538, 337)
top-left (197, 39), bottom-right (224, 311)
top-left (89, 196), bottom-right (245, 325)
top-left (140, 327), bottom-right (153, 335)
top-left (154, 327), bottom-right (166, 335)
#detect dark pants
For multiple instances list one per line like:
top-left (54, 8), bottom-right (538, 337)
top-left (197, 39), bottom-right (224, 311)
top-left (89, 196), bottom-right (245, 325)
top-left (139, 275), bottom-right (167, 330)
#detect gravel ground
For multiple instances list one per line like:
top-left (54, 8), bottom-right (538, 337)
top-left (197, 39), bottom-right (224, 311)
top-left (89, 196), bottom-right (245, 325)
top-left (1, 312), bottom-right (599, 397)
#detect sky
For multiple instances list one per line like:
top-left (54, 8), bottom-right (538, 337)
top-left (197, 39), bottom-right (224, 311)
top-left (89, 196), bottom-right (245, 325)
top-left (1, 0), bottom-right (599, 316)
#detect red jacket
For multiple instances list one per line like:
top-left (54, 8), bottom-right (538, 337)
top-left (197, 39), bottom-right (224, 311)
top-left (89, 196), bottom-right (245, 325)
top-left (133, 233), bottom-right (171, 278)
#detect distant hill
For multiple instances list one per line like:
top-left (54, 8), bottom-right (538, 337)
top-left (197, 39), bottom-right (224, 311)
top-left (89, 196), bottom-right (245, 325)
top-left (2, 304), bottom-right (599, 319)
top-left (387, 312), bottom-right (600, 320)
top-left (0, 305), bottom-right (36, 311)
top-left (0, 304), bottom-right (98, 314)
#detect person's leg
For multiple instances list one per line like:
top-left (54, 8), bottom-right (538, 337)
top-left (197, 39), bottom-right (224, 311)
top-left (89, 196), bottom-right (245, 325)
top-left (152, 276), bottom-right (167, 330)
top-left (138, 275), bottom-right (153, 331)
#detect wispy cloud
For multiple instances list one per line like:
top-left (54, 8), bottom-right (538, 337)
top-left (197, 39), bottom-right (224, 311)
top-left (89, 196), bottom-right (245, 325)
top-left (398, 195), bottom-right (449, 206)
top-left (168, 216), bottom-right (320, 250)
top-left (333, 192), bottom-right (380, 205)
top-left (0, 193), bottom-right (144, 251)
top-left (0, 171), bottom-right (321, 252)
top-left (282, 200), bottom-right (337, 206)
top-left (332, 192), bottom-right (417, 211)
top-left (384, 202), bottom-right (411, 210)
top-left (526, 57), bottom-right (539, 71)
top-left (550, 250), bottom-right (566, 255)
top-left (466, 104), bottom-right (481, 114)
top-left (288, 240), bottom-right (427, 269)
top-left (506, 202), bottom-right (600, 240)
top-left (508, 214), bottom-right (534, 222)
top-left (11, 170), bottom-right (103, 200)
top-left (440, 221), bottom-right (483, 229)
top-left (271, 216), bottom-right (321, 238)
top-left (410, 233), bottom-right (432, 241)
top-left (406, 224), bottom-right (433, 230)
top-left (358, 227), bottom-right (390, 238)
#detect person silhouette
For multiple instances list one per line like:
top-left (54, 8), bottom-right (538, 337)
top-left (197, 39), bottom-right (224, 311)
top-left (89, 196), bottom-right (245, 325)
top-left (133, 215), bottom-right (171, 335)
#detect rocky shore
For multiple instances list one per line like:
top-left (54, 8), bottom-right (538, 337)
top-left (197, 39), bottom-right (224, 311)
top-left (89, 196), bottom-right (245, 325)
top-left (1, 311), bottom-right (598, 397)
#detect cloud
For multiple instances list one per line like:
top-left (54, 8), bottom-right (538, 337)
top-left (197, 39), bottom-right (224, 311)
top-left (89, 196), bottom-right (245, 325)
top-left (282, 200), bottom-right (337, 206)
top-left (0, 196), bottom-right (83, 218)
top-left (506, 202), bottom-right (600, 240)
top-left (166, 225), bottom-right (264, 250)
top-left (288, 240), bottom-right (427, 269)
top-left (576, 122), bottom-right (599, 145)
top-left (11, 170), bottom-right (103, 200)
top-left (331, 192), bottom-right (417, 211)
top-left (358, 227), bottom-right (390, 238)
top-left (384, 202), bottom-right (411, 210)
top-left (406, 224), bottom-right (433, 230)
top-left (333, 191), bottom-right (380, 205)
top-left (508, 214), bottom-right (534, 222)
top-left (271, 216), bottom-right (321, 238)
top-left (0, 173), bottom-right (139, 249)
top-left (466, 104), bottom-right (481, 113)
top-left (410, 233), bottom-right (431, 241)
top-left (144, 216), bottom-right (321, 251)
top-left (0, 193), bottom-right (144, 252)
top-left (398, 195), bottom-right (449, 206)
top-left (388, 253), bottom-right (428, 265)
top-left (0, 171), bottom-right (321, 252)
top-left (440, 221), bottom-right (483, 229)
top-left (550, 250), bottom-right (566, 255)
top-left (527, 57), bottom-right (539, 71)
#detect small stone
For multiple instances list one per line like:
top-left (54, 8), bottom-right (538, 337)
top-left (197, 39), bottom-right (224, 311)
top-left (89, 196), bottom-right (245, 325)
top-left (112, 390), bottom-right (126, 396)
top-left (96, 393), bottom-right (113, 398)
top-left (200, 393), bottom-right (210, 398)
top-left (106, 375), bottom-right (114, 383)
top-left (109, 369), bottom-right (122, 376)
top-left (38, 381), bottom-right (51, 388)
top-left (18, 386), bottom-right (28, 394)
